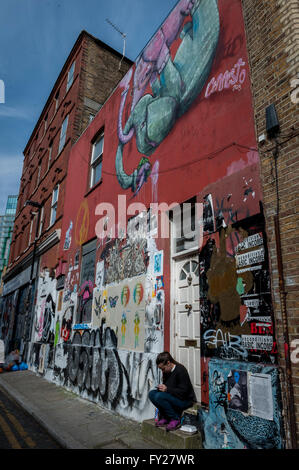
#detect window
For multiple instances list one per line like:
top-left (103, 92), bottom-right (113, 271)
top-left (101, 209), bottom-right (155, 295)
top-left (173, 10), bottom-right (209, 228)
top-left (39, 206), bottom-right (44, 237)
top-left (44, 113), bottom-right (48, 134)
top-left (55, 90), bottom-right (60, 112)
top-left (90, 133), bottom-right (104, 188)
top-left (50, 185), bottom-right (59, 226)
top-left (58, 115), bottom-right (69, 153)
top-left (36, 162), bottom-right (41, 188)
top-left (48, 141), bottom-right (53, 170)
top-left (171, 198), bottom-right (198, 256)
top-left (33, 132), bottom-right (39, 153)
top-left (28, 219), bottom-right (34, 246)
top-left (66, 61), bottom-right (75, 92)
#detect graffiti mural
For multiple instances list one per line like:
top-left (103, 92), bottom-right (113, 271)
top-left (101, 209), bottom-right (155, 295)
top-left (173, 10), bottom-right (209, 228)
top-left (30, 326), bottom-right (160, 421)
top-left (199, 212), bottom-right (277, 363)
top-left (115, 0), bottom-right (220, 194)
top-left (199, 359), bottom-right (284, 449)
top-left (101, 236), bottom-right (148, 285)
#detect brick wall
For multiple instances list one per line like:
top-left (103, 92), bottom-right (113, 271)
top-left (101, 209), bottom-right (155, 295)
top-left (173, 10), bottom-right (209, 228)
top-left (242, 0), bottom-right (299, 447)
top-left (6, 32), bottom-right (132, 276)
top-left (73, 34), bottom-right (132, 141)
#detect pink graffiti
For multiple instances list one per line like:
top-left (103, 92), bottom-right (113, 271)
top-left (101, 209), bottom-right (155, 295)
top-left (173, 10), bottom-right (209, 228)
top-left (118, 0), bottom-right (194, 144)
top-left (205, 58), bottom-right (246, 99)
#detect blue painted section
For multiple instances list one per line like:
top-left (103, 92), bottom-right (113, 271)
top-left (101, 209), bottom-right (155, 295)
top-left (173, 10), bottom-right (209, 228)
top-left (199, 359), bottom-right (285, 449)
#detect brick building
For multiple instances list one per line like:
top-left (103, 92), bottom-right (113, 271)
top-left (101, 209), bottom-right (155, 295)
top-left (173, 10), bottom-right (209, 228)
top-left (1, 0), bottom-right (298, 450)
top-left (1, 31), bottom-right (132, 356)
top-left (242, 0), bottom-right (299, 448)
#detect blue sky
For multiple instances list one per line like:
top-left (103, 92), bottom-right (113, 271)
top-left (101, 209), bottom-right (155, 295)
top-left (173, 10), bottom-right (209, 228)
top-left (0, 0), bottom-right (178, 213)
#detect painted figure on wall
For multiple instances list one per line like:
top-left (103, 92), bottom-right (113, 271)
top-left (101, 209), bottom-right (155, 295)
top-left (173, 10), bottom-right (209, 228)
top-left (115, 0), bottom-right (220, 194)
top-left (42, 293), bottom-right (56, 343)
top-left (121, 285), bottom-right (130, 307)
top-left (133, 282), bottom-right (143, 305)
top-left (121, 312), bottom-right (127, 345)
top-left (134, 312), bottom-right (140, 348)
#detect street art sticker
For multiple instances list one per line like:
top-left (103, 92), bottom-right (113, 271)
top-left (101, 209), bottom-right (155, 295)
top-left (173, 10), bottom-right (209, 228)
top-left (200, 216), bottom-right (277, 363)
top-left (115, 0), bottom-right (220, 195)
top-left (227, 370), bottom-right (248, 413)
top-left (153, 250), bottom-right (163, 276)
top-left (63, 262), bottom-right (79, 303)
top-left (60, 303), bottom-right (74, 342)
top-left (91, 288), bottom-right (102, 328)
top-left (63, 221), bottom-right (73, 250)
top-left (95, 260), bottom-right (104, 289)
top-left (38, 343), bottom-right (47, 374)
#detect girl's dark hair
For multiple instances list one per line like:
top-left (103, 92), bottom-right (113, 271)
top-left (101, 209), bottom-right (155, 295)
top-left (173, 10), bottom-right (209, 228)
top-left (156, 351), bottom-right (178, 366)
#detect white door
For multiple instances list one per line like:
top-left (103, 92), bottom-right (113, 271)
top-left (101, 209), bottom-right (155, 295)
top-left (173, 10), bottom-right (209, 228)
top-left (173, 256), bottom-right (201, 401)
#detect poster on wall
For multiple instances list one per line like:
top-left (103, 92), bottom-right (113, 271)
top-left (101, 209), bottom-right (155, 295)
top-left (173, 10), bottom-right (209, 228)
top-left (92, 287), bottom-right (103, 329)
top-left (227, 370), bottom-right (248, 413)
top-left (144, 274), bottom-right (164, 353)
top-left (248, 373), bottom-right (274, 421)
top-left (99, 275), bottom-right (146, 352)
top-left (95, 260), bottom-right (104, 289)
top-left (38, 344), bottom-right (46, 374)
top-left (153, 250), bottom-right (163, 276)
top-left (119, 276), bottom-right (145, 352)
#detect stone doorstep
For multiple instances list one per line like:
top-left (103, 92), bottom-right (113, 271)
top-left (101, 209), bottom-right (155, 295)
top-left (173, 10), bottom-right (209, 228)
top-left (141, 419), bottom-right (203, 450)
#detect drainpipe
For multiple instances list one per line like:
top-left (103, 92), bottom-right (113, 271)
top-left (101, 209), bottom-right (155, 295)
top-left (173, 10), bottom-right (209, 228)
top-left (273, 140), bottom-right (297, 449)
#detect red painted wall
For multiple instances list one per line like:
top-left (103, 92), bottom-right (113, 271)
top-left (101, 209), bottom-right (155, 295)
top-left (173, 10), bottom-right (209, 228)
top-left (59, 0), bottom-right (262, 349)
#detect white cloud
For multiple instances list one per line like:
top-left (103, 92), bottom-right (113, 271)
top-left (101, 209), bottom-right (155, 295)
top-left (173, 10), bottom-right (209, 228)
top-left (0, 154), bottom-right (23, 175)
top-left (0, 105), bottom-right (32, 120)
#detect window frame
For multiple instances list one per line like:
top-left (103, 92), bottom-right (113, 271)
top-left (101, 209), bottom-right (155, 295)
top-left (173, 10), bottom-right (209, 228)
top-left (66, 61), bottom-right (75, 92)
top-left (36, 161), bottom-right (42, 189)
top-left (90, 132), bottom-right (104, 188)
top-left (48, 141), bottom-right (53, 170)
top-left (44, 113), bottom-right (48, 135)
top-left (55, 90), bottom-right (60, 112)
top-left (58, 115), bottom-right (69, 154)
top-left (38, 206), bottom-right (44, 238)
top-left (50, 185), bottom-right (59, 227)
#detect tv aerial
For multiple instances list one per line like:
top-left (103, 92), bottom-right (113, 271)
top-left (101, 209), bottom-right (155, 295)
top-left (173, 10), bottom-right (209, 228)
top-left (106, 18), bottom-right (127, 70)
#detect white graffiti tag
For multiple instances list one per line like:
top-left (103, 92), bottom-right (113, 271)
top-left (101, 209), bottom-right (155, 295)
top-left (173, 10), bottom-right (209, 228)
top-left (203, 329), bottom-right (248, 358)
top-left (205, 58), bottom-right (246, 98)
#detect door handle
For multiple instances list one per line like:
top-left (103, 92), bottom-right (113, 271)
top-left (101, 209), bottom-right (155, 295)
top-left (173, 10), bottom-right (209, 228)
top-left (185, 304), bottom-right (192, 316)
